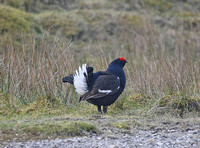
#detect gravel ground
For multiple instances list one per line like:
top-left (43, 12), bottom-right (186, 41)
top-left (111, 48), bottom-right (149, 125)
top-left (1, 116), bottom-right (200, 148)
top-left (3, 127), bottom-right (200, 148)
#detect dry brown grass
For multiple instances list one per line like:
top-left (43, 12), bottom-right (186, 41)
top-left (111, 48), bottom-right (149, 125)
top-left (0, 5), bottom-right (200, 116)
top-left (0, 34), bottom-right (75, 104)
top-left (1, 28), bottom-right (200, 112)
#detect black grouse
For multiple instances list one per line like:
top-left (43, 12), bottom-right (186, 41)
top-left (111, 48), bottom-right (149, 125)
top-left (62, 57), bottom-right (127, 113)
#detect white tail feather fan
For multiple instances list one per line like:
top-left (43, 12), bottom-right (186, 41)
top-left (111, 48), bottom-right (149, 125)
top-left (74, 64), bottom-right (88, 96)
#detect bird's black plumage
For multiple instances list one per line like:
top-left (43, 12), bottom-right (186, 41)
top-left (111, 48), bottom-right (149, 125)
top-left (62, 57), bottom-right (127, 113)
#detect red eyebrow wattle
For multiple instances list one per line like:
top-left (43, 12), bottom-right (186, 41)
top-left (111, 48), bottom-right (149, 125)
top-left (120, 57), bottom-right (125, 61)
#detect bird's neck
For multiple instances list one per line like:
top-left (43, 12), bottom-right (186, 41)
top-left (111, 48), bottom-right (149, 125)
top-left (107, 64), bottom-right (120, 71)
top-left (107, 64), bottom-right (126, 88)
top-left (107, 66), bottom-right (125, 79)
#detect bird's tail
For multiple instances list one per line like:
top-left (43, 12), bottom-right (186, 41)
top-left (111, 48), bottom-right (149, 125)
top-left (62, 74), bottom-right (74, 85)
top-left (62, 67), bottom-right (93, 86)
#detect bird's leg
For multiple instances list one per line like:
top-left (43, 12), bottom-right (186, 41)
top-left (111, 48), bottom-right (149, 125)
top-left (103, 106), bottom-right (108, 113)
top-left (97, 106), bottom-right (102, 113)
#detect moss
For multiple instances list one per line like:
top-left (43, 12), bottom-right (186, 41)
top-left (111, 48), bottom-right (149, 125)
top-left (113, 121), bottom-right (131, 129)
top-left (112, 120), bottom-right (141, 130)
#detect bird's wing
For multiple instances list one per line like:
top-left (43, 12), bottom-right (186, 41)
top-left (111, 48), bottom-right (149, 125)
top-left (80, 74), bottom-right (120, 101)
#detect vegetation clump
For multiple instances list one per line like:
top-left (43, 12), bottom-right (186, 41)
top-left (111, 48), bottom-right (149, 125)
top-left (0, 120), bottom-right (99, 142)
top-left (112, 120), bottom-right (141, 130)
top-left (0, 92), bottom-right (19, 116)
top-left (20, 121), bottom-right (98, 136)
top-left (158, 92), bottom-right (200, 117)
top-left (0, 93), bottom-right (67, 118)
top-left (19, 96), bottom-right (67, 117)
top-left (0, 5), bottom-right (32, 35)
top-left (110, 93), bottom-right (152, 114)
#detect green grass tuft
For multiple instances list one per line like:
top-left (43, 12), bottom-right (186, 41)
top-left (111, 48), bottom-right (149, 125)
top-left (0, 120), bottom-right (99, 142)
top-left (19, 121), bottom-right (98, 136)
top-left (0, 92), bottom-right (20, 116)
top-left (109, 93), bottom-right (153, 115)
top-left (112, 120), bottom-right (141, 130)
top-left (158, 92), bottom-right (200, 117)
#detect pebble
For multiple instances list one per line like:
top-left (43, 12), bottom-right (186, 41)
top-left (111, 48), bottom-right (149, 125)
top-left (2, 127), bottom-right (200, 148)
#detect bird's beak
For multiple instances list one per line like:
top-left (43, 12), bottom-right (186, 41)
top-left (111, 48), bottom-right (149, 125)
top-left (125, 60), bottom-right (128, 63)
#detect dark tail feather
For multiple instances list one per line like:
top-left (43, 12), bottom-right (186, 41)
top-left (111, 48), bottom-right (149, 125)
top-left (62, 74), bottom-right (74, 84)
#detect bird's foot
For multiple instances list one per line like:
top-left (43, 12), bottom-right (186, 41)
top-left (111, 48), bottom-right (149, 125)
top-left (97, 106), bottom-right (102, 113)
top-left (103, 106), bottom-right (108, 113)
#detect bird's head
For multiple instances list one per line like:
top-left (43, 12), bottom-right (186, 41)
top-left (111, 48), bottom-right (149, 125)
top-left (108, 57), bottom-right (128, 69)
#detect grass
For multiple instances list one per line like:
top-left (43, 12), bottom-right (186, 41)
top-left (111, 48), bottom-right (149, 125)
top-left (0, 26), bottom-right (200, 117)
top-left (112, 120), bottom-right (141, 130)
top-left (0, 0), bottom-right (200, 143)
top-left (0, 120), bottom-right (99, 143)
top-left (157, 93), bottom-right (200, 117)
